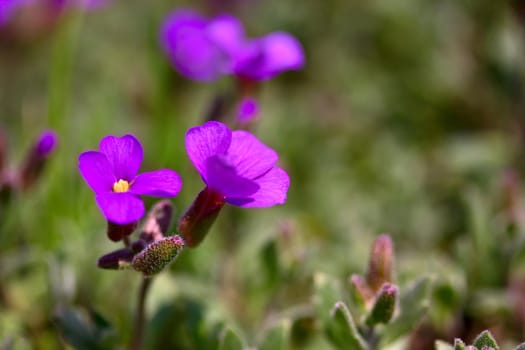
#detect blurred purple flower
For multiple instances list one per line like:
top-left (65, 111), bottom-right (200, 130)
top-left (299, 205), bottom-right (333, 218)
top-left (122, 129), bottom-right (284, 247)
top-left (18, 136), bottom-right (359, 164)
top-left (232, 32), bottom-right (304, 80)
top-left (78, 135), bottom-right (182, 225)
top-left (236, 96), bottom-right (259, 124)
top-left (0, 0), bottom-right (106, 26)
top-left (185, 121), bottom-right (289, 207)
top-left (160, 9), bottom-right (304, 82)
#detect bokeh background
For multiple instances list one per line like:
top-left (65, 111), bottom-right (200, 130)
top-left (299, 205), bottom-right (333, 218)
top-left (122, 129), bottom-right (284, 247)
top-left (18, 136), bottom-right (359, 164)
top-left (1, 0), bottom-right (525, 348)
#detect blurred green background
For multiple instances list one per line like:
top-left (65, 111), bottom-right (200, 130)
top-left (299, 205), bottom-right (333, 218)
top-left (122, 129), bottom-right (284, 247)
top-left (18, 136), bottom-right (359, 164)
top-left (1, 0), bottom-right (525, 348)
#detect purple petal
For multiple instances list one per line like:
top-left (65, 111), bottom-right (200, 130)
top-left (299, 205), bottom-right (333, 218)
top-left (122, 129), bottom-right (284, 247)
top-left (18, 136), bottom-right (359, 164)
top-left (96, 192), bottom-right (145, 224)
top-left (185, 121), bottom-right (232, 179)
top-left (205, 155), bottom-right (259, 197)
top-left (78, 151), bottom-right (115, 193)
top-left (236, 97), bottom-right (259, 124)
top-left (235, 32), bottom-right (304, 80)
top-left (0, 0), bottom-right (32, 26)
top-left (228, 130), bottom-right (278, 179)
top-left (207, 14), bottom-right (245, 61)
top-left (232, 40), bottom-right (265, 76)
top-left (99, 134), bottom-right (143, 182)
top-left (160, 10), bottom-right (227, 81)
top-left (227, 167), bottom-right (289, 207)
top-left (129, 169), bottom-right (182, 197)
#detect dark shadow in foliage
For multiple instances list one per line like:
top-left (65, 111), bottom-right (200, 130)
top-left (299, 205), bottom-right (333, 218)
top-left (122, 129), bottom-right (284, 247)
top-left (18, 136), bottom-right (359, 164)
top-left (144, 296), bottom-right (224, 350)
top-left (53, 306), bottom-right (117, 350)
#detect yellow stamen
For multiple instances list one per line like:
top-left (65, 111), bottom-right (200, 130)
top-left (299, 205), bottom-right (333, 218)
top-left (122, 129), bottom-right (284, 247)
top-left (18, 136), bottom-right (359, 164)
top-left (113, 179), bottom-right (130, 193)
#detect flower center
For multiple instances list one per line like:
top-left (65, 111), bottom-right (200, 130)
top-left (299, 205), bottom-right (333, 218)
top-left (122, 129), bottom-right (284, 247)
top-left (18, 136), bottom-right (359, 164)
top-left (113, 179), bottom-right (130, 193)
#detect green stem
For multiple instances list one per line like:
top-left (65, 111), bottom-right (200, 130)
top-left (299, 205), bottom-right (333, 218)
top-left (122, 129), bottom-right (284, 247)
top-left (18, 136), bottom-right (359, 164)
top-left (47, 11), bottom-right (84, 131)
top-left (130, 277), bottom-right (153, 350)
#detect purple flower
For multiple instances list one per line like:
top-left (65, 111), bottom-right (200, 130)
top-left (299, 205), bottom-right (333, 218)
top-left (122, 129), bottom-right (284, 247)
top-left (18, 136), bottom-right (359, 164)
top-left (160, 9), bottom-right (304, 82)
top-left (185, 121), bottom-right (289, 207)
top-left (78, 135), bottom-right (182, 225)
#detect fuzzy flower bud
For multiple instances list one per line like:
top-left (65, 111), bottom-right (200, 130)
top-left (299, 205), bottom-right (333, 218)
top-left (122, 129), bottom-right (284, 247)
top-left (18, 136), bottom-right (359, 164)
top-left (365, 283), bottom-right (398, 326)
top-left (349, 274), bottom-right (375, 310)
top-left (366, 234), bottom-right (394, 292)
top-left (177, 187), bottom-right (225, 247)
top-left (236, 96), bottom-right (259, 124)
top-left (140, 199), bottom-right (173, 243)
top-left (97, 248), bottom-right (134, 269)
top-left (131, 235), bottom-right (185, 276)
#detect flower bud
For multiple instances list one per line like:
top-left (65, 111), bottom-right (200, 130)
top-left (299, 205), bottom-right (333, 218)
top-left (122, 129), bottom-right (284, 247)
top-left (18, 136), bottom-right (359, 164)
top-left (97, 248), bottom-right (134, 269)
top-left (107, 221), bottom-right (137, 242)
top-left (349, 274), bottom-right (375, 310)
top-left (177, 187), bottom-right (225, 247)
top-left (132, 235), bottom-right (185, 276)
top-left (19, 130), bottom-right (57, 190)
top-left (140, 199), bottom-right (173, 243)
top-left (365, 283), bottom-right (398, 326)
top-left (366, 234), bottom-right (394, 292)
top-left (236, 96), bottom-right (259, 125)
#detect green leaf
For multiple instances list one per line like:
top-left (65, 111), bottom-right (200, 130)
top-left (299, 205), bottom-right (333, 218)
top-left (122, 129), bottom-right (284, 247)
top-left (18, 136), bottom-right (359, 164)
top-left (259, 319), bottom-right (291, 350)
top-left (218, 326), bottom-right (244, 350)
top-left (326, 301), bottom-right (367, 350)
top-left (434, 340), bottom-right (454, 350)
top-left (472, 330), bottom-right (499, 350)
top-left (313, 272), bottom-right (342, 325)
top-left (379, 276), bottom-right (432, 347)
top-left (53, 307), bottom-right (116, 350)
top-left (454, 339), bottom-right (467, 350)
top-left (260, 239), bottom-right (280, 286)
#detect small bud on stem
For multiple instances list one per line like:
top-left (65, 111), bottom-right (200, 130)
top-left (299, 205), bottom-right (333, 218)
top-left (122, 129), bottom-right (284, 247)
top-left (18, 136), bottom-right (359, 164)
top-left (132, 235), bottom-right (185, 276)
top-left (366, 234), bottom-right (394, 292)
top-left (177, 187), bottom-right (225, 247)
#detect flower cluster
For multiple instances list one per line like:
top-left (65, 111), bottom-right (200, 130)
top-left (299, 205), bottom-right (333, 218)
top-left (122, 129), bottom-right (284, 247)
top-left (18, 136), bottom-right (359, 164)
top-left (160, 9), bottom-right (304, 82)
top-left (78, 121), bottom-right (289, 250)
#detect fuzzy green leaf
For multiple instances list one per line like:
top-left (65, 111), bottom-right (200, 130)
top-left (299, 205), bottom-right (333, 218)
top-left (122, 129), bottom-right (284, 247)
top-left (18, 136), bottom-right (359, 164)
top-left (218, 326), bottom-right (244, 350)
top-left (473, 330), bottom-right (498, 350)
top-left (259, 319), bottom-right (291, 350)
top-left (313, 272), bottom-right (342, 325)
top-left (326, 301), bottom-right (367, 350)
top-left (454, 339), bottom-right (468, 350)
